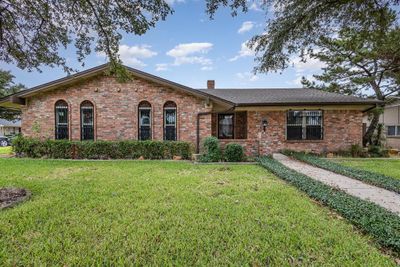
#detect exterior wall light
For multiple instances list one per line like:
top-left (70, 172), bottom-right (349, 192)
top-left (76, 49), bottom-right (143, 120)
top-left (262, 118), bottom-right (268, 132)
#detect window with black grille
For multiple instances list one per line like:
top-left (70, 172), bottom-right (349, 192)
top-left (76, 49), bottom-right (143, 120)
top-left (287, 110), bottom-right (323, 140)
top-left (163, 101), bottom-right (177, 141)
top-left (55, 100), bottom-right (69, 140)
top-left (138, 101), bottom-right (152, 140)
top-left (80, 101), bottom-right (94, 141)
top-left (218, 114), bottom-right (234, 139)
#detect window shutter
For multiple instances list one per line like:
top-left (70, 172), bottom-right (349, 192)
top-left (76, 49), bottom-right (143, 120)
top-left (211, 113), bottom-right (217, 137)
top-left (234, 111), bottom-right (247, 139)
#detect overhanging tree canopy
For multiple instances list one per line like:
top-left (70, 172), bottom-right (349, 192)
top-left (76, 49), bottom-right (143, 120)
top-left (206, 0), bottom-right (400, 73)
top-left (0, 0), bottom-right (172, 75)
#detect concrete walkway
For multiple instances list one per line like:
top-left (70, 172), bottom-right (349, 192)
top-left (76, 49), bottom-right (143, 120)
top-left (273, 153), bottom-right (400, 216)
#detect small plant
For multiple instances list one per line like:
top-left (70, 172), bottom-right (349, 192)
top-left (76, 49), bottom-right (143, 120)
top-left (224, 143), bottom-right (245, 162)
top-left (350, 144), bottom-right (363, 157)
top-left (31, 121), bottom-right (41, 137)
top-left (368, 145), bottom-right (389, 158)
top-left (200, 136), bottom-right (221, 162)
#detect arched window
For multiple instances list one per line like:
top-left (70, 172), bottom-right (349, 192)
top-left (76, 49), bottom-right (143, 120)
top-left (55, 100), bottom-right (69, 140)
top-left (138, 101), bottom-right (152, 140)
top-left (163, 101), bottom-right (177, 141)
top-left (80, 101), bottom-right (94, 141)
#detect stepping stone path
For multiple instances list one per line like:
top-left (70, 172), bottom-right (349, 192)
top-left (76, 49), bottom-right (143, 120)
top-left (273, 153), bottom-right (400, 216)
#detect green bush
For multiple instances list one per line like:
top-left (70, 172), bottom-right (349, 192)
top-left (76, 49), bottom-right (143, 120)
top-left (368, 145), bottom-right (389, 158)
top-left (257, 156), bottom-right (400, 252)
top-left (199, 136), bottom-right (222, 162)
top-left (224, 143), bottom-right (245, 162)
top-left (282, 150), bottom-right (400, 194)
top-left (12, 136), bottom-right (193, 160)
top-left (350, 144), bottom-right (364, 157)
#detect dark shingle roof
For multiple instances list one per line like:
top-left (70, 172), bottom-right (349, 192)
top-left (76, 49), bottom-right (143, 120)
top-left (197, 88), bottom-right (380, 106)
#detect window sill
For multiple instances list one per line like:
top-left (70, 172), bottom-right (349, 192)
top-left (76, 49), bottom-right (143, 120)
top-left (285, 140), bottom-right (324, 143)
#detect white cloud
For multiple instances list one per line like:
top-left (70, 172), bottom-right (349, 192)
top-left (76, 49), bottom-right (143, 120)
top-left (236, 72), bottom-right (259, 82)
top-left (165, 0), bottom-right (185, 5)
top-left (201, 66), bottom-right (213, 71)
top-left (238, 21), bottom-right (254, 34)
top-left (167, 43), bottom-right (213, 57)
top-left (229, 41), bottom-right (255, 61)
top-left (98, 44), bottom-right (157, 67)
top-left (155, 63), bottom-right (168, 71)
top-left (249, 2), bottom-right (262, 11)
top-left (290, 74), bottom-right (316, 86)
top-left (289, 53), bottom-right (325, 86)
top-left (166, 42), bottom-right (213, 66)
top-left (291, 55), bottom-right (325, 73)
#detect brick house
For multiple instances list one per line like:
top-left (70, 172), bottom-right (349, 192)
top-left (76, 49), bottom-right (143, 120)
top-left (0, 64), bottom-right (379, 155)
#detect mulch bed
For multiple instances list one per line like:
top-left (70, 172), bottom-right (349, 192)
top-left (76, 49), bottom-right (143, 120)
top-left (0, 188), bottom-right (31, 210)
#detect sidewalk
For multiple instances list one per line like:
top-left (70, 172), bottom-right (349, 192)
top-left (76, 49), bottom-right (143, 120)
top-left (273, 153), bottom-right (400, 216)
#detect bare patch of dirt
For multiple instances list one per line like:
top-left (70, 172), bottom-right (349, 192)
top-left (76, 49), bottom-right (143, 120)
top-left (0, 188), bottom-right (30, 210)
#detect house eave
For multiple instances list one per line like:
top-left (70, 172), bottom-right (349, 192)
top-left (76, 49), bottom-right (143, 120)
top-left (234, 102), bottom-right (378, 112)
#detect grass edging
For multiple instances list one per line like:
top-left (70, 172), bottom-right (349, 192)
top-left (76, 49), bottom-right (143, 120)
top-left (282, 150), bottom-right (400, 194)
top-left (257, 156), bottom-right (400, 253)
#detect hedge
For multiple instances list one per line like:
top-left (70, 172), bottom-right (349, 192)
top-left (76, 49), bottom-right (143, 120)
top-left (282, 150), bottom-right (400, 194)
top-left (257, 156), bottom-right (400, 253)
top-left (12, 137), bottom-right (193, 160)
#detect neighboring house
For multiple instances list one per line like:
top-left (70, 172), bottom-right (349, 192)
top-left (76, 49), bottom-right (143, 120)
top-left (0, 64), bottom-right (379, 156)
top-left (0, 119), bottom-right (21, 137)
top-left (363, 97), bottom-right (400, 149)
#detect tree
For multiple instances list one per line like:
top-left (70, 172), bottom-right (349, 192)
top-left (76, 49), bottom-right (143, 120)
top-left (0, 70), bottom-right (25, 120)
top-left (0, 0), bottom-right (172, 78)
top-left (301, 12), bottom-right (400, 145)
top-left (206, 0), bottom-right (399, 73)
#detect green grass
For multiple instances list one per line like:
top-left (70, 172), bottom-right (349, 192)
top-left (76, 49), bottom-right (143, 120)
top-left (0, 159), bottom-right (395, 266)
top-left (0, 147), bottom-right (11, 155)
top-left (333, 158), bottom-right (400, 180)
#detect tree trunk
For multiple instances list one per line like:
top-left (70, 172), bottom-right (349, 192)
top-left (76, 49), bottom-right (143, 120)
top-left (363, 111), bottom-right (380, 146)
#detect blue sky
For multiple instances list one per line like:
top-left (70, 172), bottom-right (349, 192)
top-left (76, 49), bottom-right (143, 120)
top-left (0, 0), bottom-right (323, 89)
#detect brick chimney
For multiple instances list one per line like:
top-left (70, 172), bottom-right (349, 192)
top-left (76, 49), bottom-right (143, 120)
top-left (207, 80), bottom-right (215, 89)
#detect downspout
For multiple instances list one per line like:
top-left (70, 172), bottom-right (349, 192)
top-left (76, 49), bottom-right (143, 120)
top-left (196, 112), bottom-right (211, 154)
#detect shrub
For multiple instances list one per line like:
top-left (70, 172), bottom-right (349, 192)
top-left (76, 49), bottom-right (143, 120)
top-left (224, 143), bottom-right (245, 162)
top-left (368, 145), bottom-right (389, 158)
top-left (350, 144), bottom-right (364, 158)
top-left (257, 156), bottom-right (400, 252)
top-left (12, 137), bottom-right (193, 160)
top-left (282, 150), bottom-right (400, 194)
top-left (200, 136), bottom-right (221, 162)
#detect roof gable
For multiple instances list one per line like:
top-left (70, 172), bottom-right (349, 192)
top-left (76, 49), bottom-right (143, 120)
top-left (0, 63), bottom-right (233, 108)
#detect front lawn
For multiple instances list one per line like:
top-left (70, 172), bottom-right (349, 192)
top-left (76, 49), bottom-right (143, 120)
top-left (0, 159), bottom-right (395, 266)
top-left (333, 158), bottom-right (400, 180)
top-left (0, 147), bottom-right (11, 155)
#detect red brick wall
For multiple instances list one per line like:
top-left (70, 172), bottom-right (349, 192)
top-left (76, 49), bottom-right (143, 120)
top-left (21, 75), bottom-right (212, 149)
top-left (21, 74), bottom-right (363, 156)
top-left (215, 110), bottom-right (363, 156)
